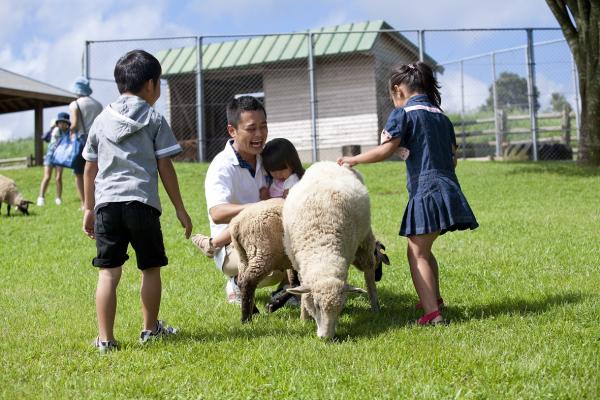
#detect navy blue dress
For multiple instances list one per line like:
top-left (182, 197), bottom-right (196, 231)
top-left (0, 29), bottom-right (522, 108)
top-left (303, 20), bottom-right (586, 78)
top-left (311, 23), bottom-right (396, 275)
top-left (382, 94), bottom-right (478, 236)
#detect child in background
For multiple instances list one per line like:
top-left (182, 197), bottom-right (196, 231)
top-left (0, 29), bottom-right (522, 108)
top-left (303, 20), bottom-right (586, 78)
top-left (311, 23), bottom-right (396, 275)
top-left (82, 49), bottom-right (192, 353)
top-left (37, 113), bottom-right (69, 206)
top-left (191, 137), bottom-right (304, 258)
top-left (338, 62), bottom-right (478, 325)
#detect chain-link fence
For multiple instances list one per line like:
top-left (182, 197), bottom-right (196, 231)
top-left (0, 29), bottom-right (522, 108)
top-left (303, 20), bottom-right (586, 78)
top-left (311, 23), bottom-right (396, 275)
top-left (86, 26), bottom-right (577, 162)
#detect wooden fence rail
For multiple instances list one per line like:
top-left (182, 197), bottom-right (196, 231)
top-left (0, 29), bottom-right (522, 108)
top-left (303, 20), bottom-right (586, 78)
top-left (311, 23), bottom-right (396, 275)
top-left (452, 107), bottom-right (574, 159)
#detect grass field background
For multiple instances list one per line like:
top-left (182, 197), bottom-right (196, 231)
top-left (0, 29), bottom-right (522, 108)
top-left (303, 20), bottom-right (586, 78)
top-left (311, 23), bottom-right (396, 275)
top-left (0, 160), bottom-right (598, 399)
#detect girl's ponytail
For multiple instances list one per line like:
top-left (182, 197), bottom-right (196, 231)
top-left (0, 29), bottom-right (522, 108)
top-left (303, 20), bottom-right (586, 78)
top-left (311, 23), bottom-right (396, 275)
top-left (389, 61), bottom-right (442, 109)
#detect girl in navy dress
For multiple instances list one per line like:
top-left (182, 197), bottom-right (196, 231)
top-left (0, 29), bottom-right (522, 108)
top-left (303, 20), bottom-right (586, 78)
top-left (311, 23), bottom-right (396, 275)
top-left (338, 62), bottom-right (478, 325)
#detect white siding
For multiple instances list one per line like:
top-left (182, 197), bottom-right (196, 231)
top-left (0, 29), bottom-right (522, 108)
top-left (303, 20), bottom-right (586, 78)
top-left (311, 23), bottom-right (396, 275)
top-left (264, 56), bottom-right (378, 162)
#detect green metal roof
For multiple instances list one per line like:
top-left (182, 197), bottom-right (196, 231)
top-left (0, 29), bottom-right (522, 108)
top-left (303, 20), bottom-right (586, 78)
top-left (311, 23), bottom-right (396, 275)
top-left (157, 20), bottom-right (436, 75)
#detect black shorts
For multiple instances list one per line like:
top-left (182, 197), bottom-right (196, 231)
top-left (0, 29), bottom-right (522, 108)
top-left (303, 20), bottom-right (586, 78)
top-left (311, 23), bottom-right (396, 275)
top-left (93, 201), bottom-right (168, 270)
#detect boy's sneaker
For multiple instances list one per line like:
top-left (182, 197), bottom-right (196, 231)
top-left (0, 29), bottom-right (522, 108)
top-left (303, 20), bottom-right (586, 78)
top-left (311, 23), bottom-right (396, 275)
top-left (225, 276), bottom-right (241, 305)
top-left (93, 337), bottom-right (118, 354)
top-left (191, 234), bottom-right (217, 258)
top-left (139, 320), bottom-right (177, 344)
top-left (36, 197), bottom-right (45, 206)
top-left (55, 198), bottom-right (62, 205)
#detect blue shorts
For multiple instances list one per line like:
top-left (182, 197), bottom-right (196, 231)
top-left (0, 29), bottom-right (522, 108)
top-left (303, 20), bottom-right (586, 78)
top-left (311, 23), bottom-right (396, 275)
top-left (93, 201), bottom-right (168, 270)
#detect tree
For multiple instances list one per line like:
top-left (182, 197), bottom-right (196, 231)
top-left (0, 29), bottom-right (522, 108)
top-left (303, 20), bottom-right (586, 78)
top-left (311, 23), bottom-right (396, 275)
top-left (546, 0), bottom-right (600, 165)
top-left (485, 71), bottom-right (540, 112)
top-left (550, 92), bottom-right (572, 113)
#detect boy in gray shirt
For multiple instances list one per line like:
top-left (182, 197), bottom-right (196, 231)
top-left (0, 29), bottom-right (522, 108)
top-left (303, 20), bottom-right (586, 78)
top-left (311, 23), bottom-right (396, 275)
top-left (82, 49), bottom-right (192, 353)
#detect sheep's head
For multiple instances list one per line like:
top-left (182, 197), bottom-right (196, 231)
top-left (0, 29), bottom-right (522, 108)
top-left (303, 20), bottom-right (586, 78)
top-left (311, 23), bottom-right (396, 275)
top-left (17, 200), bottom-right (33, 215)
top-left (287, 278), bottom-right (366, 339)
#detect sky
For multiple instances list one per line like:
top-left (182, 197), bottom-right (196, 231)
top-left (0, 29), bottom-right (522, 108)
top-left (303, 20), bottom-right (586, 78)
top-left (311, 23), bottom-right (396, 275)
top-left (0, 0), bottom-right (564, 141)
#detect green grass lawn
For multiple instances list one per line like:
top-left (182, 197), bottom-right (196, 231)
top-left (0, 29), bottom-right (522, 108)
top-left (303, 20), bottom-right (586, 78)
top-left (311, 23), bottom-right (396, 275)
top-left (0, 138), bottom-right (41, 160)
top-left (0, 161), bottom-right (598, 399)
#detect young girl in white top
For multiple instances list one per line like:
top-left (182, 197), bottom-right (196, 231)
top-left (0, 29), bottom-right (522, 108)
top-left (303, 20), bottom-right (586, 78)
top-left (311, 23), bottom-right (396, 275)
top-left (192, 138), bottom-right (304, 257)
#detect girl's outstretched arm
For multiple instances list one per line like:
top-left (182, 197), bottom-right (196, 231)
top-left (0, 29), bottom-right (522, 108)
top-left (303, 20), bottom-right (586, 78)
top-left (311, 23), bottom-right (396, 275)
top-left (337, 138), bottom-right (401, 167)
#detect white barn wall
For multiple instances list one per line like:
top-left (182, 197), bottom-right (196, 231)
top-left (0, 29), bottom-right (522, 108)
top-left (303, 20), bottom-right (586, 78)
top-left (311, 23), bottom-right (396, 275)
top-left (264, 56), bottom-right (379, 162)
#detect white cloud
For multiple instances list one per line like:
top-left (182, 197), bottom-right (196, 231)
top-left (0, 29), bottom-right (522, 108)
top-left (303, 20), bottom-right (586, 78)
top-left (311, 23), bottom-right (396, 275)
top-left (439, 70), bottom-right (489, 113)
top-left (352, 0), bottom-right (558, 29)
top-left (0, 0), bottom-right (193, 141)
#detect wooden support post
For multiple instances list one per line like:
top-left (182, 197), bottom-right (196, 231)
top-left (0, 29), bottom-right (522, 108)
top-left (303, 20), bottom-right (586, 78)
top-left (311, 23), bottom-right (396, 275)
top-left (561, 106), bottom-right (571, 146)
top-left (34, 102), bottom-right (43, 166)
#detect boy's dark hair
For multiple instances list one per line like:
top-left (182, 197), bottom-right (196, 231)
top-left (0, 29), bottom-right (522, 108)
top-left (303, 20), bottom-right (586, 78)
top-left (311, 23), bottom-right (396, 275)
top-left (262, 138), bottom-right (304, 179)
top-left (389, 61), bottom-right (442, 108)
top-left (226, 96), bottom-right (267, 128)
top-left (114, 49), bottom-right (162, 94)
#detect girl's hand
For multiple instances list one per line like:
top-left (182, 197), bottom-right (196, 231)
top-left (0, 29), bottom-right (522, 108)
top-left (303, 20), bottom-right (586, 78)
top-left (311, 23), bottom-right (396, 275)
top-left (259, 187), bottom-right (270, 200)
top-left (336, 156), bottom-right (357, 167)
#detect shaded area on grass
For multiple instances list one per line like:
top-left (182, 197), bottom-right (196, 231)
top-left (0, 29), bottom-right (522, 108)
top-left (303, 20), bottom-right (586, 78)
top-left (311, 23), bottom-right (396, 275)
top-left (505, 162), bottom-right (600, 177)
top-left (447, 292), bottom-right (583, 323)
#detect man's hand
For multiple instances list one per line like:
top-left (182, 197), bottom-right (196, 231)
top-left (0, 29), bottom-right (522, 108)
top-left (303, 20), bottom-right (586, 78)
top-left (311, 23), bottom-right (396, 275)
top-left (176, 208), bottom-right (193, 239)
top-left (82, 209), bottom-right (96, 239)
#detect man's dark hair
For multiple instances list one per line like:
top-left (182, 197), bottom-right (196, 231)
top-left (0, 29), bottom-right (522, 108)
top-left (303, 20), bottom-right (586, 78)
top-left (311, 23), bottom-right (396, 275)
top-left (226, 96), bottom-right (266, 128)
top-left (114, 49), bottom-right (162, 94)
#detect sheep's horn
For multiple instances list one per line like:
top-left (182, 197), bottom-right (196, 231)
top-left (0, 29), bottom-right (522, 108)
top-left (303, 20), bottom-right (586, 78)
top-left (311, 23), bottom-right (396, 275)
top-left (286, 285), bottom-right (311, 295)
top-left (344, 285), bottom-right (367, 294)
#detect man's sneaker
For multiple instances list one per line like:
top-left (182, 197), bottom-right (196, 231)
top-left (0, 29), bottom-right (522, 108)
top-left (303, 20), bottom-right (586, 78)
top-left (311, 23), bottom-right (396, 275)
top-left (139, 320), bottom-right (177, 344)
top-left (36, 197), bottom-right (45, 206)
top-left (270, 286), bottom-right (300, 308)
top-left (225, 276), bottom-right (241, 305)
top-left (55, 198), bottom-right (62, 205)
top-left (93, 337), bottom-right (118, 354)
top-left (191, 234), bottom-right (217, 258)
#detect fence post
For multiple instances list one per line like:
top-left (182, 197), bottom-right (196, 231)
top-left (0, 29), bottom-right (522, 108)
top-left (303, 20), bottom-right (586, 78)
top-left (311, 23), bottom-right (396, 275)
top-left (562, 106), bottom-right (571, 146)
top-left (496, 109), bottom-right (506, 157)
top-left (525, 28), bottom-right (539, 161)
top-left (196, 36), bottom-right (205, 162)
top-left (491, 52), bottom-right (502, 158)
top-left (418, 30), bottom-right (425, 62)
top-left (84, 41), bottom-right (90, 80)
top-left (460, 60), bottom-right (466, 159)
top-left (307, 32), bottom-right (318, 162)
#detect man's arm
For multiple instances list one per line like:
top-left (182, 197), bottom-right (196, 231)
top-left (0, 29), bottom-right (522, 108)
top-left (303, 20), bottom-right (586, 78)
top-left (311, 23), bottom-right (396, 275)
top-left (82, 161), bottom-right (98, 239)
top-left (157, 157), bottom-right (192, 238)
top-left (209, 203), bottom-right (253, 225)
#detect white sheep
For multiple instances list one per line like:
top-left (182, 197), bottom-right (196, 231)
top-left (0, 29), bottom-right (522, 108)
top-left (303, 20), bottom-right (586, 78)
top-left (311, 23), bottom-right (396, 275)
top-left (229, 197), bottom-right (299, 322)
top-left (0, 174), bottom-right (32, 216)
top-left (283, 161), bottom-right (380, 339)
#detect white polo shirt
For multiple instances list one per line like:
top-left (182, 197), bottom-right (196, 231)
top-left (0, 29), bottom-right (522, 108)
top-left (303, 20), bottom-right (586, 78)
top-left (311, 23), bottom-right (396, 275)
top-left (205, 140), bottom-right (268, 270)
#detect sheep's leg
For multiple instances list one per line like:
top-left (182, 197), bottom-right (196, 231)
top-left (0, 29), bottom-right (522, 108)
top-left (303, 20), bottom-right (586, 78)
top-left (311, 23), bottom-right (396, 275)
top-left (287, 269), bottom-right (300, 287)
top-left (6, 204), bottom-right (11, 217)
top-left (363, 267), bottom-right (380, 312)
top-left (355, 231), bottom-right (380, 312)
top-left (238, 274), bottom-right (259, 323)
top-left (300, 294), bottom-right (311, 321)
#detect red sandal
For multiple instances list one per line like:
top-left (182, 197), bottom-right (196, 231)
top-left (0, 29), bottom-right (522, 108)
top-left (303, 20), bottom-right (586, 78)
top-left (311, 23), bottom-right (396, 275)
top-left (417, 310), bottom-right (446, 326)
top-left (415, 297), bottom-right (444, 310)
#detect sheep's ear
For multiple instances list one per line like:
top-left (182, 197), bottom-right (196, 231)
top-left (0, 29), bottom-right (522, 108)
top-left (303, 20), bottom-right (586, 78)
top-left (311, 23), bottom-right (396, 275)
top-left (344, 285), bottom-right (367, 295)
top-left (286, 285), bottom-right (311, 295)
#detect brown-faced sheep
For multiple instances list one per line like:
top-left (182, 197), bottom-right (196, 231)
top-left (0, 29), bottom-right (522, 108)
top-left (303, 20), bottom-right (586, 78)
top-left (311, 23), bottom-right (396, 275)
top-left (0, 175), bottom-right (32, 216)
top-left (283, 161), bottom-right (381, 339)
